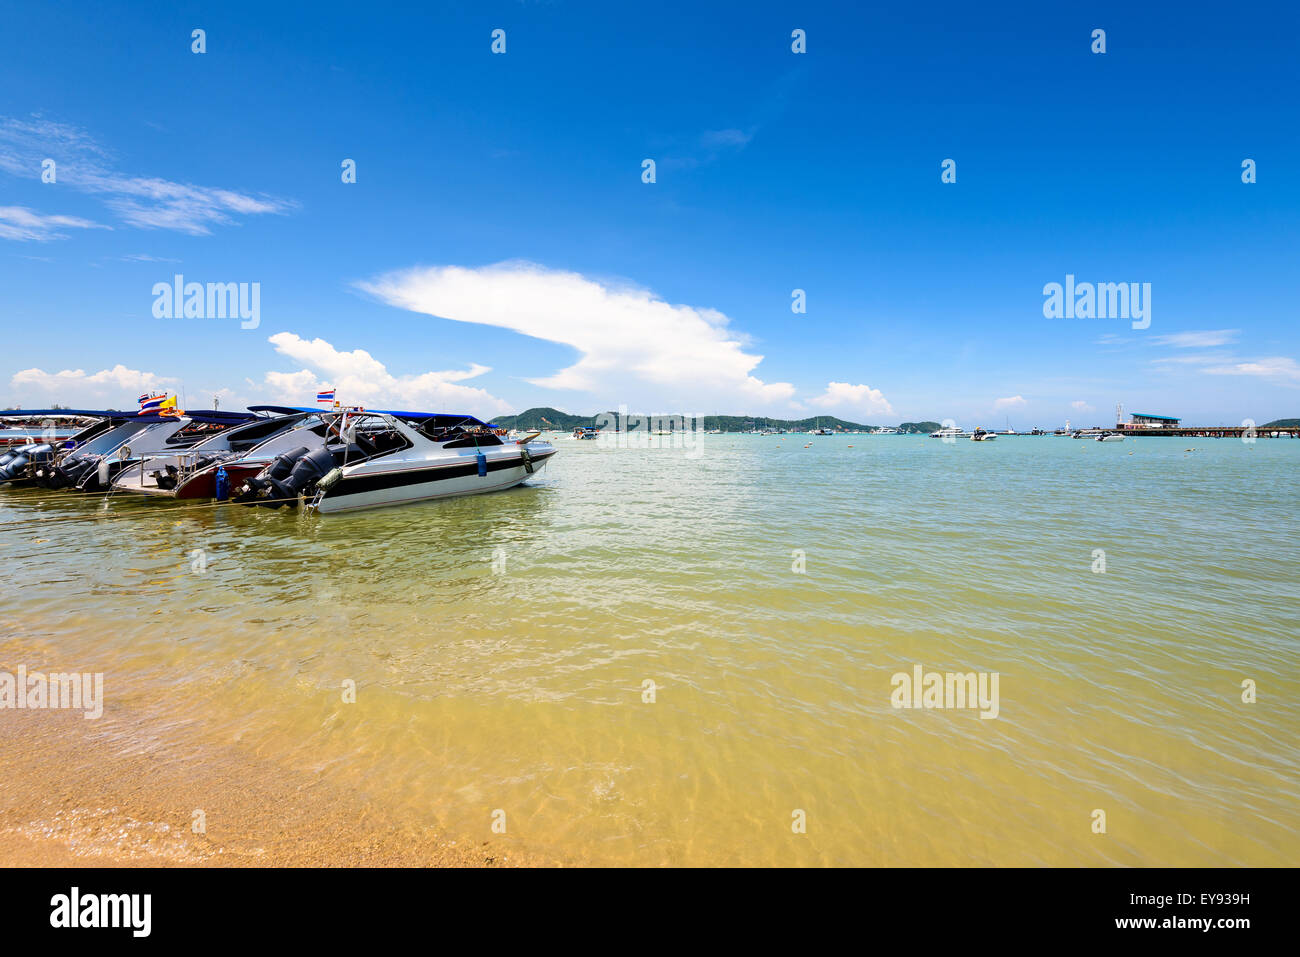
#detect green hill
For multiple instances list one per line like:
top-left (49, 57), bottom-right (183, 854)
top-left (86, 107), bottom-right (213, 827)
top-left (493, 408), bottom-right (940, 433)
top-left (1260, 418), bottom-right (1300, 429)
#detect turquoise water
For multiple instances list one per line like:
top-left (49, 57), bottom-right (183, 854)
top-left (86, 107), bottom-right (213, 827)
top-left (1, 434), bottom-right (1296, 865)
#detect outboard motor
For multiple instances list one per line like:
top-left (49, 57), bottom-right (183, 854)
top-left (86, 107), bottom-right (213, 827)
top-left (0, 444), bottom-right (53, 483)
top-left (234, 446), bottom-right (335, 506)
top-left (233, 446), bottom-right (309, 502)
top-left (57, 455), bottom-right (102, 488)
top-left (37, 456), bottom-right (94, 489)
top-left (261, 447), bottom-right (337, 506)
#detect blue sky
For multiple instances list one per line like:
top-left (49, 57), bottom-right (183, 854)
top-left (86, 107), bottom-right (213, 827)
top-left (1, 0), bottom-right (1296, 427)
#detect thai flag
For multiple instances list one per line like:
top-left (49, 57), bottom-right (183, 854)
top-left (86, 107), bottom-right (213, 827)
top-left (316, 389), bottom-right (335, 404)
top-left (139, 393), bottom-right (168, 414)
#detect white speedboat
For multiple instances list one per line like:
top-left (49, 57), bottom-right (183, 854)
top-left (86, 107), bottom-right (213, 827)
top-left (1095, 431), bottom-right (1125, 442)
top-left (111, 407), bottom-right (329, 498)
top-left (970, 427), bottom-right (997, 441)
top-left (871, 427), bottom-right (900, 434)
top-left (31, 410), bottom-right (254, 491)
top-left (928, 427), bottom-right (969, 439)
top-left (233, 410), bottom-right (556, 514)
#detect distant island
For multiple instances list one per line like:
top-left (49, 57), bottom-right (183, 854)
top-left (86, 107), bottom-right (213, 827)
top-left (490, 407), bottom-right (943, 433)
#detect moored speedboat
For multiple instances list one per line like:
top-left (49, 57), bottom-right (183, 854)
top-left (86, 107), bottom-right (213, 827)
top-left (110, 407), bottom-right (326, 498)
top-left (970, 427), bottom-right (997, 441)
top-left (233, 410), bottom-right (556, 514)
top-left (33, 410), bottom-right (254, 491)
top-left (1095, 431), bottom-right (1125, 442)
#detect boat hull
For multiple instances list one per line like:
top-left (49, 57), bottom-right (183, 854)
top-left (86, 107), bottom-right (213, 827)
top-left (313, 449), bottom-right (556, 514)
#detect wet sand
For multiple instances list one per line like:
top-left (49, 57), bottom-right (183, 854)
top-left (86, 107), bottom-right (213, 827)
top-left (0, 707), bottom-right (558, 867)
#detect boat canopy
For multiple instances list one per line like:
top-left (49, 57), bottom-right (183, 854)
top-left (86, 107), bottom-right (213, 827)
top-left (248, 406), bottom-right (489, 429)
top-left (0, 408), bottom-right (132, 419)
top-left (1, 409), bottom-right (254, 424)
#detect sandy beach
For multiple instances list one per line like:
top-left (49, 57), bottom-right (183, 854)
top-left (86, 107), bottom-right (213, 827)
top-left (0, 705), bottom-right (558, 868)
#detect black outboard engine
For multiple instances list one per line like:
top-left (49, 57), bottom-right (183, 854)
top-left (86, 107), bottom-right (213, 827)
top-left (52, 456), bottom-right (101, 490)
top-left (233, 446), bottom-right (309, 503)
top-left (0, 444), bottom-right (47, 483)
top-left (235, 446), bottom-right (335, 506)
top-left (35, 455), bottom-right (92, 489)
top-left (0, 444), bottom-right (56, 484)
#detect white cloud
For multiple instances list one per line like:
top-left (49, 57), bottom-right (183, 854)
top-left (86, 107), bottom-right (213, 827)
top-left (1070, 400), bottom-right (1093, 412)
top-left (1203, 357), bottom-right (1300, 381)
top-left (0, 116), bottom-right (293, 235)
top-left (120, 252), bottom-right (181, 263)
top-left (9, 364), bottom-right (174, 404)
top-left (258, 332), bottom-right (513, 415)
top-left (0, 205), bottom-right (108, 241)
top-left (994, 395), bottom-right (1027, 409)
top-left (1153, 329), bottom-right (1240, 348)
top-left (808, 381), bottom-right (894, 417)
top-left (357, 261), bottom-right (798, 412)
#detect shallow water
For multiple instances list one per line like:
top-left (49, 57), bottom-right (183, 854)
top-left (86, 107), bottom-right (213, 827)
top-left (2, 434), bottom-right (1296, 865)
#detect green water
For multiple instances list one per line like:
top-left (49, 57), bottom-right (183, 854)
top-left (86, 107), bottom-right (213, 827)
top-left (2, 434), bottom-right (1296, 865)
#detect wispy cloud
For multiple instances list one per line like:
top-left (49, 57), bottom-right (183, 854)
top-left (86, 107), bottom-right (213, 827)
top-left (1070, 400), bottom-right (1094, 412)
top-left (0, 205), bottom-right (108, 242)
top-left (120, 252), bottom-right (181, 263)
top-left (0, 115), bottom-right (294, 235)
top-left (1152, 329), bottom-right (1240, 348)
top-left (994, 395), bottom-right (1027, 409)
top-left (661, 126), bottom-right (759, 171)
top-left (699, 128), bottom-right (754, 150)
top-left (1203, 357), bottom-right (1300, 381)
top-left (358, 261), bottom-right (798, 412)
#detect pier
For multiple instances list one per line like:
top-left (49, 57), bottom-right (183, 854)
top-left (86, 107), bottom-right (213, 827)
top-left (1115, 425), bottom-right (1299, 438)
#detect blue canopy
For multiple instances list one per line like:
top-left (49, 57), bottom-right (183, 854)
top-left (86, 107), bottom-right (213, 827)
top-left (3, 409), bottom-right (253, 423)
top-left (248, 406), bottom-right (487, 429)
top-left (0, 409), bottom-right (130, 418)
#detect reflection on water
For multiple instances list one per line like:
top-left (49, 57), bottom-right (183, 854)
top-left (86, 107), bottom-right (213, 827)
top-left (2, 435), bottom-right (1297, 865)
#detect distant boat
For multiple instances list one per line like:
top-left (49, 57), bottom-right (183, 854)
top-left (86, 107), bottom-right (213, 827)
top-left (871, 427), bottom-right (900, 434)
top-left (813, 427), bottom-right (834, 436)
top-left (929, 427), bottom-right (969, 439)
top-left (573, 427), bottom-right (601, 440)
top-left (1096, 431), bottom-right (1125, 442)
top-left (970, 427), bottom-right (997, 442)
